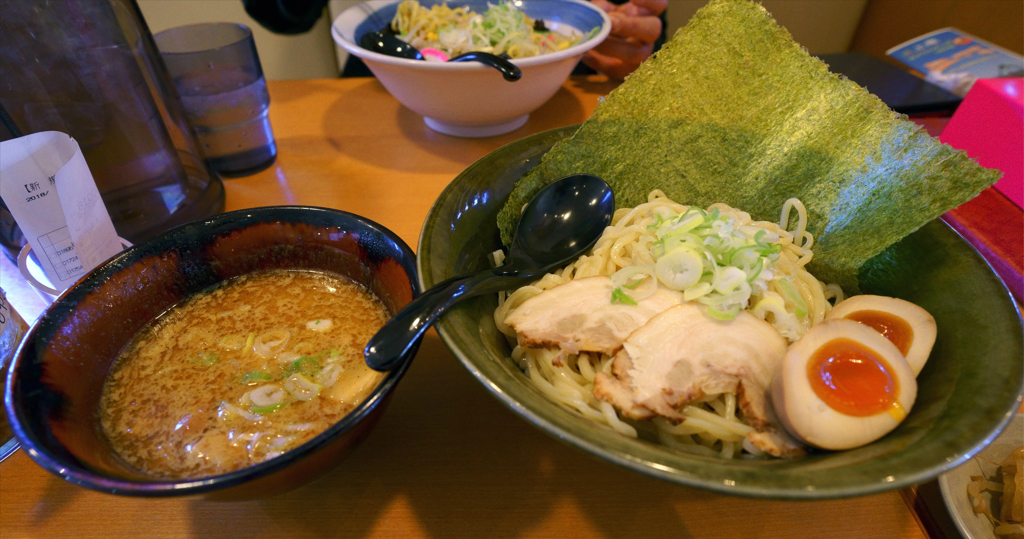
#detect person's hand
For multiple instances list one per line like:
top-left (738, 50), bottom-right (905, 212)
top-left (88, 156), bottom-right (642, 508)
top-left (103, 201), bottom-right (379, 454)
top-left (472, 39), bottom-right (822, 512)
top-left (582, 0), bottom-right (667, 80)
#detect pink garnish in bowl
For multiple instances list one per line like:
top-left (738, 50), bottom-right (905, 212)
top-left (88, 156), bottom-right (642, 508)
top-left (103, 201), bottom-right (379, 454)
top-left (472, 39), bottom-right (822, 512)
top-left (420, 48), bottom-right (450, 62)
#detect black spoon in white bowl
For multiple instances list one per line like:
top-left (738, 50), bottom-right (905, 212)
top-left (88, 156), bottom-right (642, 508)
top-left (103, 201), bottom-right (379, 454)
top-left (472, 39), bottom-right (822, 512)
top-left (364, 174), bottom-right (614, 371)
top-left (359, 30), bottom-right (523, 81)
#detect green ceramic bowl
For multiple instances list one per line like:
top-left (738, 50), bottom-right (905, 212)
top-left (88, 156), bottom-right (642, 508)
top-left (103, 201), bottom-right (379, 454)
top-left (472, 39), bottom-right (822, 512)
top-left (418, 126), bottom-right (1024, 499)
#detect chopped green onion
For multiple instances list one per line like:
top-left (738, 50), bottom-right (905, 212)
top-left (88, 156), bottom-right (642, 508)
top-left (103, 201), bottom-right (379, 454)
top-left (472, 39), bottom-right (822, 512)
top-left (620, 203), bottom-right (801, 328)
top-left (250, 403), bottom-right (286, 415)
top-left (745, 257), bottom-right (765, 283)
top-left (241, 371), bottom-right (274, 383)
top-left (707, 303), bottom-right (741, 320)
top-left (647, 213), bottom-right (665, 230)
top-left (712, 266), bottom-right (747, 294)
top-left (623, 278), bottom-right (645, 289)
top-left (728, 246), bottom-right (759, 267)
top-left (656, 247), bottom-right (703, 291)
top-left (285, 356), bottom-right (320, 376)
top-left (777, 278), bottom-right (809, 318)
top-left (284, 374), bottom-right (321, 401)
top-left (683, 281), bottom-right (713, 301)
top-left (611, 287), bottom-right (638, 305)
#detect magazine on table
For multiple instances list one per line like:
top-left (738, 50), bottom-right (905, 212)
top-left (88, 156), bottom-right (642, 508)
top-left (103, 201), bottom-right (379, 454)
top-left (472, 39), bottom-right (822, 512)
top-left (887, 27), bottom-right (1024, 97)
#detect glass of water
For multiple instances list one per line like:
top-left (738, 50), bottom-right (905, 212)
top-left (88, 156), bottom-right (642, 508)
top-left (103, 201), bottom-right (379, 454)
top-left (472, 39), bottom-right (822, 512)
top-left (155, 23), bottom-right (277, 176)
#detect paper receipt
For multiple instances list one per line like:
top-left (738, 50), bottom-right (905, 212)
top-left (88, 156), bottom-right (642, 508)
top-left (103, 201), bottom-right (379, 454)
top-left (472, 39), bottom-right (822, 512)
top-left (0, 131), bottom-right (122, 292)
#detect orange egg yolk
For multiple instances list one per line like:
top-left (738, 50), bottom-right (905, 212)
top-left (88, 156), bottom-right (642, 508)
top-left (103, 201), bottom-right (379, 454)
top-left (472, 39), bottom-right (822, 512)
top-left (843, 310), bottom-right (914, 356)
top-left (808, 337), bottom-right (901, 417)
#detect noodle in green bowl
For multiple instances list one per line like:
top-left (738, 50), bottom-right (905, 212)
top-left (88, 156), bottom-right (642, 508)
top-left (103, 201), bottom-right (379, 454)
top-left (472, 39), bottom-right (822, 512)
top-left (494, 191), bottom-right (837, 459)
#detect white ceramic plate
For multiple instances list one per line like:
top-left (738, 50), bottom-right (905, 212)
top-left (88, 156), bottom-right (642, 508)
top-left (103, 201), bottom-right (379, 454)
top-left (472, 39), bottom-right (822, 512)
top-left (939, 413), bottom-right (1023, 539)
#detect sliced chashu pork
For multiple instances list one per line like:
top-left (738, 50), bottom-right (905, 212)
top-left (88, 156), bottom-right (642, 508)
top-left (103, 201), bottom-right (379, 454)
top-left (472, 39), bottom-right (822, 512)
top-left (504, 276), bottom-right (684, 356)
top-left (593, 302), bottom-right (805, 457)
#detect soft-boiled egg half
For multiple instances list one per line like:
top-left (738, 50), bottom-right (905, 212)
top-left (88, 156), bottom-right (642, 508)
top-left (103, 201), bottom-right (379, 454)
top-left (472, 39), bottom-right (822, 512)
top-left (826, 295), bottom-right (937, 376)
top-left (771, 318), bottom-right (918, 450)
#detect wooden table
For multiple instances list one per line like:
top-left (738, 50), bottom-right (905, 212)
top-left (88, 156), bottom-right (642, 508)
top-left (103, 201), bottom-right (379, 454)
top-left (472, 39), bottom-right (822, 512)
top-left (2, 76), bottom-right (1019, 539)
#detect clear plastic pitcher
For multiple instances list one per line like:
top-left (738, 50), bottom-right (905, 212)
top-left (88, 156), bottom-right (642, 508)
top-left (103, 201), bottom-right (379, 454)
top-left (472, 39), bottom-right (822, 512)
top-left (0, 0), bottom-right (224, 260)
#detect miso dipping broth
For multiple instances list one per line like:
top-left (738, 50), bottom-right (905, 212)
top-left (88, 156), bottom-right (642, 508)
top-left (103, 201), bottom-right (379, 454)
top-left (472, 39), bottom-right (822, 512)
top-left (100, 269), bottom-right (389, 479)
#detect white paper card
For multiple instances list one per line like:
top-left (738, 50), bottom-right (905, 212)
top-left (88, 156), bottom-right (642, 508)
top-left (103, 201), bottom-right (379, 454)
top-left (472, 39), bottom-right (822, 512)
top-left (0, 131), bottom-right (122, 291)
top-left (0, 290), bottom-right (10, 338)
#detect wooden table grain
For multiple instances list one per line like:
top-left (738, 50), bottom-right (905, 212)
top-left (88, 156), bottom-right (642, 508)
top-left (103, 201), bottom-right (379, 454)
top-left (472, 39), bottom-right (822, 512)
top-left (0, 76), bottom-right (966, 539)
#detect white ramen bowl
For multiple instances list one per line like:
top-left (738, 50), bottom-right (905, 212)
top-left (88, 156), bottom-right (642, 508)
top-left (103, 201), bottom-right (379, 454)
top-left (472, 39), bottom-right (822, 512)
top-left (331, 0), bottom-right (611, 137)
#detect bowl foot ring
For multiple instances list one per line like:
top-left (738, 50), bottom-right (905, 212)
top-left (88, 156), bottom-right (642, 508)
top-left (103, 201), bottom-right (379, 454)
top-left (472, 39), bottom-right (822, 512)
top-left (423, 115), bottom-right (529, 138)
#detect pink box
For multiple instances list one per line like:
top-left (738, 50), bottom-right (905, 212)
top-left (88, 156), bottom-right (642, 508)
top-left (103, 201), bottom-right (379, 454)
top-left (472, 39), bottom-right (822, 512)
top-left (939, 78), bottom-right (1024, 208)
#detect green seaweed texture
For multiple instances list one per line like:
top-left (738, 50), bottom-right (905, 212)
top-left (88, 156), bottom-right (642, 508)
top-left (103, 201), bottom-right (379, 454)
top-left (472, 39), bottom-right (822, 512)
top-left (496, 0), bottom-right (1000, 293)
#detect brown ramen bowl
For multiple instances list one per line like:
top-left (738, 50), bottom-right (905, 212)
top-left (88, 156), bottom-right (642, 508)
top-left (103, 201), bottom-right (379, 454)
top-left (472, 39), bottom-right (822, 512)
top-left (4, 206), bottom-right (419, 499)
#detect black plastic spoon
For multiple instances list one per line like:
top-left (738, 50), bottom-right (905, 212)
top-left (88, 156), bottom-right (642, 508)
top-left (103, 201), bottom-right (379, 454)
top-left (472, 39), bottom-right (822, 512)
top-left (446, 51), bottom-right (522, 81)
top-left (359, 30), bottom-right (522, 81)
top-left (364, 174), bottom-right (614, 371)
top-left (360, 30), bottom-right (421, 59)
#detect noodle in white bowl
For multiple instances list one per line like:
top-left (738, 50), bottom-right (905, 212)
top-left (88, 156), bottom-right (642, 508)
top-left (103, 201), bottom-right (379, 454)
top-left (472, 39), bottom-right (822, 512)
top-left (392, 0), bottom-right (589, 59)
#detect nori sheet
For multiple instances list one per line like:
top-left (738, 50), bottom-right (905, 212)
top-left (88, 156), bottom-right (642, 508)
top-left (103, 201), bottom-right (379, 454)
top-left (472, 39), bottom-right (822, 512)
top-left (496, 0), bottom-right (1000, 293)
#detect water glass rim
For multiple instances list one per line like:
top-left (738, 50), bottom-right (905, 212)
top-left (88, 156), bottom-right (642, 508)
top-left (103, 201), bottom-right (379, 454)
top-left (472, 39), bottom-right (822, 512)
top-left (154, 22), bottom-right (253, 56)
